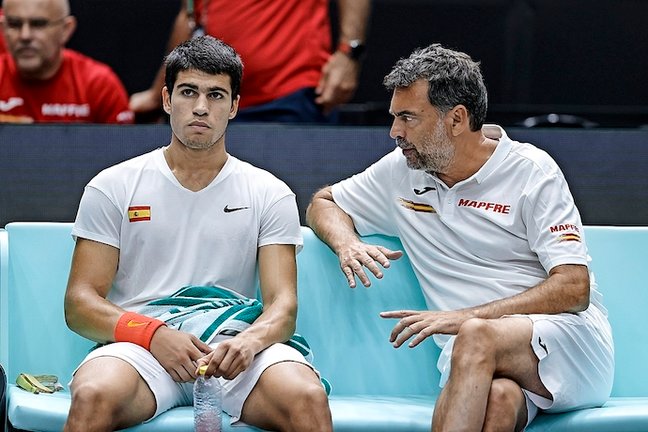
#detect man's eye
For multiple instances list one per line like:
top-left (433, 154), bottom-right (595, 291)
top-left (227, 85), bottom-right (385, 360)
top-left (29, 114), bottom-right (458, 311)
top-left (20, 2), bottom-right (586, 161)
top-left (6, 18), bottom-right (50, 29)
top-left (181, 89), bottom-right (195, 96)
top-left (209, 93), bottom-right (223, 99)
top-left (29, 19), bottom-right (50, 29)
top-left (6, 19), bottom-right (23, 29)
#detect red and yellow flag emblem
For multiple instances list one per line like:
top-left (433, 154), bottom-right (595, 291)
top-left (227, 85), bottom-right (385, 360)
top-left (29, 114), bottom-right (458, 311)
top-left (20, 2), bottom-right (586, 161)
top-left (558, 233), bottom-right (581, 243)
top-left (398, 198), bottom-right (436, 213)
top-left (128, 206), bottom-right (151, 222)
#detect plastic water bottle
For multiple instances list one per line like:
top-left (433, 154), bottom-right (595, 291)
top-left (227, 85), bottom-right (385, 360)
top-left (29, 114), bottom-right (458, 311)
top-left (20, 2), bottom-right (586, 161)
top-left (194, 365), bottom-right (223, 432)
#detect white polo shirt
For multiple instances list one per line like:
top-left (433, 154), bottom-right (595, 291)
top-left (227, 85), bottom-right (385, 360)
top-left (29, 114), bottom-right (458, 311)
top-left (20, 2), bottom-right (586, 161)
top-left (332, 125), bottom-right (603, 317)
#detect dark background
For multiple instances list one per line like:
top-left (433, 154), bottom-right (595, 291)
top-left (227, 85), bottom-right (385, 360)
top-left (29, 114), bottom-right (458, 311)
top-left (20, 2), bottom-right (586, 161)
top-left (67, 0), bottom-right (648, 128)
top-left (1, 124), bottom-right (647, 227)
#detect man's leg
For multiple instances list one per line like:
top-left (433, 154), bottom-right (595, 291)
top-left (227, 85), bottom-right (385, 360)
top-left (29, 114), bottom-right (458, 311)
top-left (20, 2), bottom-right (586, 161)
top-left (64, 356), bottom-right (157, 432)
top-left (482, 378), bottom-right (528, 432)
top-left (240, 361), bottom-right (333, 432)
top-left (432, 317), bottom-right (550, 432)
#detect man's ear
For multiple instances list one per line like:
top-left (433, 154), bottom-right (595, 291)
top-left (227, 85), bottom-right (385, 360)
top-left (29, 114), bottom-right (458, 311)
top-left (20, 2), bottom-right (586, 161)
top-left (60, 16), bottom-right (77, 45)
top-left (229, 95), bottom-right (240, 120)
top-left (162, 86), bottom-right (172, 114)
top-left (449, 105), bottom-right (470, 136)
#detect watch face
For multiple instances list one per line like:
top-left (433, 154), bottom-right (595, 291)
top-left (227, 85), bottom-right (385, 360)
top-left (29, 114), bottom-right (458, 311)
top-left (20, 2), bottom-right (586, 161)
top-left (349, 40), bottom-right (366, 60)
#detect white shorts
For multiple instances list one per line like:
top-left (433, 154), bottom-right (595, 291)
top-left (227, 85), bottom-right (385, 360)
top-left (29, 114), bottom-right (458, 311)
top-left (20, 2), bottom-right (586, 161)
top-left (72, 336), bottom-right (316, 424)
top-left (437, 305), bottom-right (614, 427)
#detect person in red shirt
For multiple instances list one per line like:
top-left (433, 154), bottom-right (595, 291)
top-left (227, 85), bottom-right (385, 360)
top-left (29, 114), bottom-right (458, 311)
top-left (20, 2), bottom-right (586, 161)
top-left (0, 8), bottom-right (6, 55)
top-left (130, 0), bottom-right (370, 123)
top-left (0, 0), bottom-right (133, 124)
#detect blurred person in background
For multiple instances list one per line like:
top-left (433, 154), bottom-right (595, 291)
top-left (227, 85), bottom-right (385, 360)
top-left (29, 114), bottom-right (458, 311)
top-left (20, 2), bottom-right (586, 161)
top-left (130, 0), bottom-right (370, 123)
top-left (0, 0), bottom-right (133, 123)
top-left (0, 8), bottom-right (6, 54)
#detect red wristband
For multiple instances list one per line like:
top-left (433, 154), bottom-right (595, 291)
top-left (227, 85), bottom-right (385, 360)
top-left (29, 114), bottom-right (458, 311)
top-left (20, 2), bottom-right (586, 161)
top-left (114, 312), bottom-right (166, 351)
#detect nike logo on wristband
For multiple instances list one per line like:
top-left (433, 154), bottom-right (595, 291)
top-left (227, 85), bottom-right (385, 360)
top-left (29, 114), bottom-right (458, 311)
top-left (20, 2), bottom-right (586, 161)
top-left (127, 320), bottom-right (147, 327)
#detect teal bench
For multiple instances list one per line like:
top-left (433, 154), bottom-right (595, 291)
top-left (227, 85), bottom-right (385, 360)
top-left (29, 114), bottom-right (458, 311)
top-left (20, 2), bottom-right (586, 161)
top-left (1, 222), bottom-right (647, 431)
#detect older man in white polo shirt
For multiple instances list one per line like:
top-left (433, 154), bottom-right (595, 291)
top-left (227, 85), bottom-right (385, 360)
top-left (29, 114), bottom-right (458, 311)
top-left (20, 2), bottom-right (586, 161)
top-left (306, 43), bottom-right (613, 432)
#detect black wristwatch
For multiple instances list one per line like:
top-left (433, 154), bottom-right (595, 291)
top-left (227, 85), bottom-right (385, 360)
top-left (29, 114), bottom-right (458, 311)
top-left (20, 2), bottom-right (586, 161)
top-left (337, 39), bottom-right (366, 61)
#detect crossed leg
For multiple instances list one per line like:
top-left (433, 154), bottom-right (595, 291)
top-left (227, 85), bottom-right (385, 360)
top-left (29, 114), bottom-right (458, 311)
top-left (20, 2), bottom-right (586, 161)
top-left (432, 317), bottom-right (551, 432)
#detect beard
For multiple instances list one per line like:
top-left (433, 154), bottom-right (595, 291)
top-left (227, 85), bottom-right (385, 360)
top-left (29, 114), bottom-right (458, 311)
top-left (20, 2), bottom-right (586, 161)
top-left (183, 138), bottom-right (216, 150)
top-left (397, 120), bottom-right (455, 173)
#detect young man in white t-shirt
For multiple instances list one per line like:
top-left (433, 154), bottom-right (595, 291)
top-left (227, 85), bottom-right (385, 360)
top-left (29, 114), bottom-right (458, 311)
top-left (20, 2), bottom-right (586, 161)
top-left (307, 44), bottom-right (613, 431)
top-left (63, 35), bottom-right (332, 432)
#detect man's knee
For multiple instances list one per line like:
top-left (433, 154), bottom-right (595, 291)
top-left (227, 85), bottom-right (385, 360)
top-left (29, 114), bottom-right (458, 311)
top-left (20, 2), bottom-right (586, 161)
top-left (244, 364), bottom-right (332, 431)
top-left (483, 379), bottom-right (527, 432)
top-left (452, 318), bottom-right (498, 369)
top-left (287, 382), bottom-right (331, 423)
top-left (67, 379), bottom-right (119, 428)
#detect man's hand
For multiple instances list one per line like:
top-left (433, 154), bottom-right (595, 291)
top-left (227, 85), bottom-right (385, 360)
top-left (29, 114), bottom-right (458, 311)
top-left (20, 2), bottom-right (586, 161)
top-left (380, 309), bottom-right (474, 348)
top-left (315, 52), bottom-right (360, 114)
top-left (338, 241), bottom-right (403, 288)
top-left (195, 337), bottom-right (258, 380)
top-left (149, 326), bottom-right (212, 382)
top-left (129, 89), bottom-right (162, 114)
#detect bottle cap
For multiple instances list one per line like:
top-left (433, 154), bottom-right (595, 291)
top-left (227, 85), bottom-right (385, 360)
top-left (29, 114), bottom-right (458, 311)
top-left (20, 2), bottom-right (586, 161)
top-left (198, 365), bottom-right (208, 376)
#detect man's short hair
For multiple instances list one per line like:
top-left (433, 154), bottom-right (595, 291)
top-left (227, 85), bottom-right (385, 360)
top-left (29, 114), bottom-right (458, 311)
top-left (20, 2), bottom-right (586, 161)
top-left (164, 35), bottom-right (244, 99)
top-left (383, 43), bottom-right (488, 131)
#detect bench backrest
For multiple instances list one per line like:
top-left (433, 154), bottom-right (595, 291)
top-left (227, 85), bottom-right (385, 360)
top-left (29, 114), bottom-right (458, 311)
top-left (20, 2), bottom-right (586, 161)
top-left (584, 226), bottom-right (648, 397)
top-left (0, 223), bottom-right (93, 384)
top-left (296, 227), bottom-right (441, 397)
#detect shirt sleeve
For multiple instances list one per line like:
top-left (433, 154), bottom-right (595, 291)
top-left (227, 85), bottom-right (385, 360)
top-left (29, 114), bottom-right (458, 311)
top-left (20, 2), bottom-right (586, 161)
top-left (331, 149), bottom-right (399, 237)
top-left (258, 188), bottom-right (303, 252)
top-left (523, 169), bottom-right (588, 272)
top-left (71, 184), bottom-right (122, 249)
top-left (88, 65), bottom-right (134, 124)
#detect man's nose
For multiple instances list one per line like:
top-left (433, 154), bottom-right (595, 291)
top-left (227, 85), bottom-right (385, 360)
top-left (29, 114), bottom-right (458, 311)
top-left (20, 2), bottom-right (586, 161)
top-left (18, 23), bottom-right (34, 39)
top-left (193, 94), bottom-right (208, 116)
top-left (389, 119), bottom-right (403, 140)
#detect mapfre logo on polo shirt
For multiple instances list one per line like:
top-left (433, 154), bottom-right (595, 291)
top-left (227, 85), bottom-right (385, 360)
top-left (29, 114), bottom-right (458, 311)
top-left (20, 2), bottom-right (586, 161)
top-left (41, 103), bottom-right (90, 118)
top-left (550, 223), bottom-right (582, 243)
top-left (457, 198), bottom-right (511, 214)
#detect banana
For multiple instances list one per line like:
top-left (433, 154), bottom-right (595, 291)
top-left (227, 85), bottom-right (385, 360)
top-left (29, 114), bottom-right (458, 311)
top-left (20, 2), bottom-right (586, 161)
top-left (16, 373), bottom-right (55, 394)
top-left (33, 374), bottom-right (63, 391)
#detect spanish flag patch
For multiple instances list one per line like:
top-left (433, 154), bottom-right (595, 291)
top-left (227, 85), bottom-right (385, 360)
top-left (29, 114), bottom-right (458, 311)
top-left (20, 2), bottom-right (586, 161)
top-left (128, 206), bottom-right (151, 222)
top-left (398, 197), bottom-right (436, 213)
top-left (558, 233), bottom-right (581, 243)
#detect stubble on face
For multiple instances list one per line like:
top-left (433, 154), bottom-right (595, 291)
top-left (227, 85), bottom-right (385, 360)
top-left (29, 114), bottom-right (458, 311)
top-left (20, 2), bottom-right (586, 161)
top-left (397, 119), bottom-right (455, 174)
top-left (182, 131), bottom-right (224, 151)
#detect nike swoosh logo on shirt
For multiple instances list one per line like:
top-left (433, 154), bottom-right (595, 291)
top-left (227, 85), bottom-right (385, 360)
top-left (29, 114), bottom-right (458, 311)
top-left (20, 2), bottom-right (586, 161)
top-left (223, 205), bottom-right (250, 213)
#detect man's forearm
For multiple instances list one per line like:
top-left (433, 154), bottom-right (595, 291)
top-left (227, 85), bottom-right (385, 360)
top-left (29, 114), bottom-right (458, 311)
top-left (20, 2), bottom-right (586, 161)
top-left (306, 187), bottom-right (360, 254)
top-left (336, 0), bottom-right (370, 44)
top-left (466, 264), bottom-right (591, 319)
top-left (235, 297), bottom-right (297, 355)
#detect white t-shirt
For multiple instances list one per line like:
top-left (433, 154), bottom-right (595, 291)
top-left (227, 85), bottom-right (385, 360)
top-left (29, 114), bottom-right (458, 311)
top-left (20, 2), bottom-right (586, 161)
top-left (332, 125), bottom-right (605, 315)
top-left (72, 148), bottom-right (302, 310)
